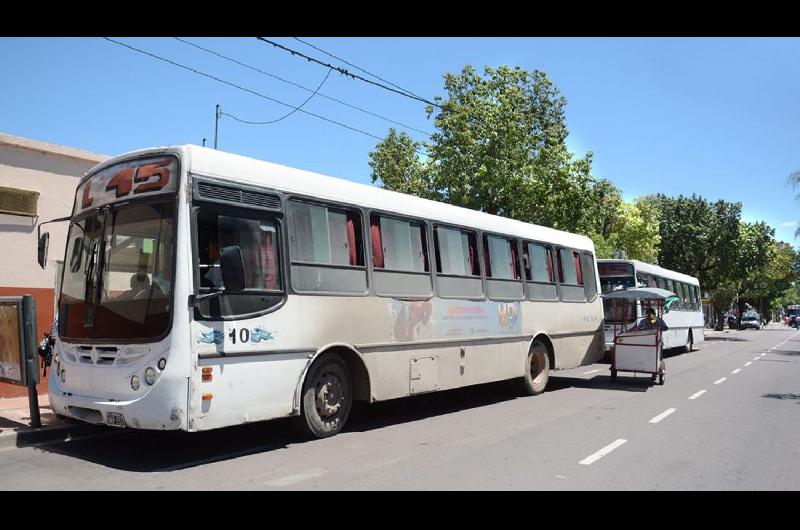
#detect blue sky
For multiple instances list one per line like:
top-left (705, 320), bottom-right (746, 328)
top-left (2, 37), bottom-right (799, 244)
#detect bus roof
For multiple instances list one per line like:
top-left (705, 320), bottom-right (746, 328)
top-left (87, 144), bottom-right (597, 253)
top-left (597, 258), bottom-right (700, 286)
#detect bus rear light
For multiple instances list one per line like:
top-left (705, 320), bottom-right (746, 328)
top-left (202, 367), bottom-right (212, 373)
top-left (202, 393), bottom-right (213, 401)
top-left (202, 373), bottom-right (212, 382)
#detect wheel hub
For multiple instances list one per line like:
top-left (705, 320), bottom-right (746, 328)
top-left (315, 373), bottom-right (343, 418)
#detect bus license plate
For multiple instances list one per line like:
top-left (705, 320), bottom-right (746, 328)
top-left (106, 412), bottom-right (126, 427)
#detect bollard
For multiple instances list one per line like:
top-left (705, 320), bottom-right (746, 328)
top-left (21, 295), bottom-right (41, 429)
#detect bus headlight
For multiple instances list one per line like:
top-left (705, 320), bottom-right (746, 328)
top-left (131, 375), bottom-right (140, 391)
top-left (144, 367), bottom-right (157, 386)
top-left (157, 358), bottom-right (166, 370)
top-left (60, 369), bottom-right (66, 383)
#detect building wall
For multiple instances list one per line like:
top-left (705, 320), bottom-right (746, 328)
top-left (0, 132), bottom-right (107, 398)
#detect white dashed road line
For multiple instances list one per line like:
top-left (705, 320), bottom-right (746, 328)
top-left (731, 368), bottom-right (741, 374)
top-left (649, 408), bottom-right (677, 424)
top-left (744, 361), bottom-right (752, 366)
top-left (580, 439), bottom-right (628, 465)
top-left (689, 390), bottom-right (706, 400)
top-left (714, 377), bottom-right (727, 385)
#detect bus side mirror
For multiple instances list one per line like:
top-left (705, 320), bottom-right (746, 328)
top-left (38, 232), bottom-right (50, 269)
top-left (220, 245), bottom-right (245, 292)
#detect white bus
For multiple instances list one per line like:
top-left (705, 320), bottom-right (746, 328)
top-left (598, 259), bottom-right (704, 353)
top-left (40, 145), bottom-right (604, 438)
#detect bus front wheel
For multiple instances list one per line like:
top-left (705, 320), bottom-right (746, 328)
top-left (519, 341), bottom-right (550, 396)
top-left (297, 354), bottom-right (353, 439)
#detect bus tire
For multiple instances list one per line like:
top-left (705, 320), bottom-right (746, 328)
top-left (683, 331), bottom-right (694, 353)
top-left (297, 354), bottom-right (353, 439)
top-left (519, 341), bottom-right (550, 396)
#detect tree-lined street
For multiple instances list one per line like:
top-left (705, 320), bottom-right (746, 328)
top-left (2, 327), bottom-right (797, 490)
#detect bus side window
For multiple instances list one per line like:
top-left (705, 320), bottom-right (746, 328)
top-left (370, 214), bottom-right (432, 298)
top-left (194, 206), bottom-right (284, 320)
top-left (288, 200), bottom-right (367, 295)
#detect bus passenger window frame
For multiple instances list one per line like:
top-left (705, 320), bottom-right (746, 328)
top-left (431, 223), bottom-right (485, 300)
top-left (555, 246), bottom-right (587, 303)
top-left (481, 231), bottom-right (524, 301)
top-left (287, 198), bottom-right (368, 296)
top-left (522, 240), bottom-right (559, 302)
top-left (368, 211), bottom-right (433, 299)
top-left (191, 202), bottom-right (287, 321)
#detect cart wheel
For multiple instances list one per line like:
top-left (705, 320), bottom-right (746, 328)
top-left (659, 372), bottom-right (665, 385)
top-left (658, 361), bottom-right (666, 386)
top-left (610, 369), bottom-right (617, 382)
top-left (651, 374), bottom-right (657, 384)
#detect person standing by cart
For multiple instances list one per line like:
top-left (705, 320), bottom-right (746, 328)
top-left (637, 307), bottom-right (669, 332)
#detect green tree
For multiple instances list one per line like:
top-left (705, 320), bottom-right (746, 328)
top-left (369, 65), bottom-right (657, 255)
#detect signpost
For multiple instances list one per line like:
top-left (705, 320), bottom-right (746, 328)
top-left (0, 295), bottom-right (40, 427)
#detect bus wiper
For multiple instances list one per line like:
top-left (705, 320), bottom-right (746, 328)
top-left (189, 289), bottom-right (226, 306)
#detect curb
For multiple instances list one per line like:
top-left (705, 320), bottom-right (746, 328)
top-left (0, 422), bottom-right (115, 450)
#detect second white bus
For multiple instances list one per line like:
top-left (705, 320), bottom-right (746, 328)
top-left (598, 259), bottom-right (705, 352)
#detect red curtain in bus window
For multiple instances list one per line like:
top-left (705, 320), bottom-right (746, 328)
top-left (574, 252), bottom-right (583, 285)
top-left (420, 228), bottom-right (429, 271)
top-left (261, 229), bottom-right (277, 289)
top-left (556, 251), bottom-right (564, 283)
top-left (546, 249), bottom-right (555, 282)
top-left (346, 214), bottom-right (357, 266)
top-left (468, 234), bottom-right (476, 275)
top-left (483, 237), bottom-right (492, 278)
top-left (510, 241), bottom-right (520, 280)
top-left (370, 217), bottom-right (384, 268)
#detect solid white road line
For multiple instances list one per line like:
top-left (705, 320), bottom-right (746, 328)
top-left (582, 369), bottom-right (603, 375)
top-left (731, 368), bottom-right (741, 374)
top-left (580, 439), bottom-right (628, 465)
top-left (753, 357), bottom-right (760, 361)
top-left (689, 390), bottom-right (707, 400)
top-left (714, 377), bottom-right (727, 385)
top-left (744, 361), bottom-right (752, 366)
top-left (649, 408), bottom-right (677, 424)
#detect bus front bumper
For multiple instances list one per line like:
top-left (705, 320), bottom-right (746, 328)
top-left (48, 373), bottom-right (187, 431)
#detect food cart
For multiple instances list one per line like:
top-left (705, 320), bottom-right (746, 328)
top-left (602, 287), bottom-right (679, 386)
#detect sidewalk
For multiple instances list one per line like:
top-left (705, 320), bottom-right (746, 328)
top-left (0, 393), bottom-right (106, 450)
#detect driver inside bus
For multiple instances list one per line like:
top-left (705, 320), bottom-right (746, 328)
top-left (636, 307), bottom-right (669, 332)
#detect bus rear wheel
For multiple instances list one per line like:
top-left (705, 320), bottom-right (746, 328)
top-left (519, 341), bottom-right (550, 396)
top-left (297, 354), bottom-right (353, 439)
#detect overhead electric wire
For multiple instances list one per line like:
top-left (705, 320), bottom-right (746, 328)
top-left (102, 38), bottom-right (429, 156)
top-left (292, 36), bottom-right (429, 103)
top-left (221, 67), bottom-right (332, 125)
top-left (256, 37), bottom-right (443, 110)
top-left (173, 37), bottom-right (432, 137)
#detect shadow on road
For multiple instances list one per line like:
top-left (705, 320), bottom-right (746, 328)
top-left (25, 381), bottom-right (523, 472)
top-left (704, 336), bottom-right (748, 342)
top-left (549, 375), bottom-right (651, 393)
top-left (762, 393), bottom-right (800, 402)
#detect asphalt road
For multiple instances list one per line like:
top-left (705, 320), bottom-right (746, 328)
top-left (2, 328), bottom-right (798, 490)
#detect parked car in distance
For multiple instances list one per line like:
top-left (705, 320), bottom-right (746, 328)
top-left (740, 313), bottom-right (761, 330)
top-left (727, 313), bottom-right (739, 329)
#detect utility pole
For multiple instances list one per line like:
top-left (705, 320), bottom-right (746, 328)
top-left (214, 104), bottom-right (221, 150)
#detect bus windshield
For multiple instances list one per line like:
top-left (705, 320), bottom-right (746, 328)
top-left (58, 200), bottom-right (175, 341)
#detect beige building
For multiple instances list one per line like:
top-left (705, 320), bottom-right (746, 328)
top-left (0, 132), bottom-right (107, 396)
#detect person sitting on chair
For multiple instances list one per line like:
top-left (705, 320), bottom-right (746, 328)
top-left (637, 307), bottom-right (669, 331)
